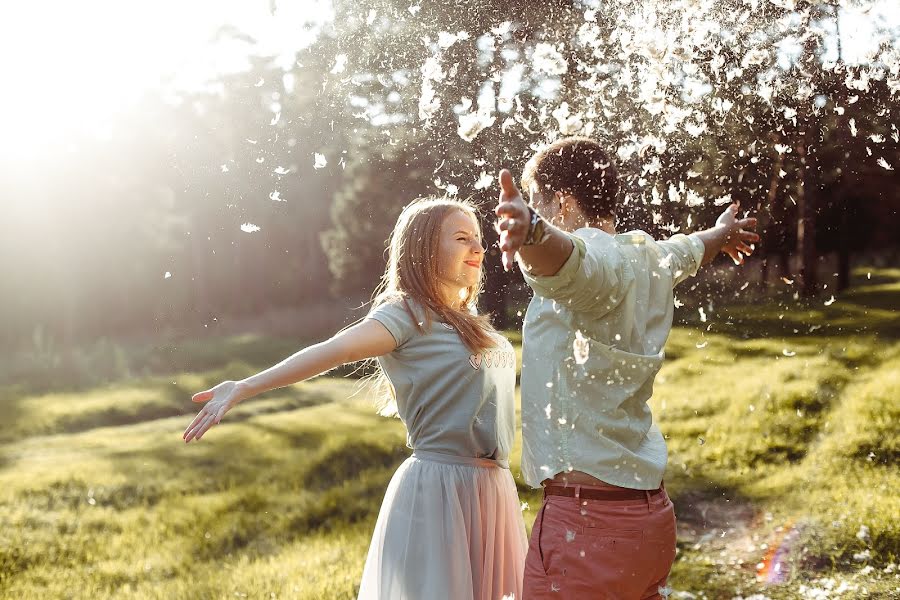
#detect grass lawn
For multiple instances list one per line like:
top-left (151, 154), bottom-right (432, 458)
top-left (1, 268), bottom-right (898, 598)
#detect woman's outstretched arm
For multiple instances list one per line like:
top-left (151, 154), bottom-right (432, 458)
top-left (182, 319), bottom-right (396, 442)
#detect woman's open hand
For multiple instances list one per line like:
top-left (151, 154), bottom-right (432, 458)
top-left (182, 380), bottom-right (245, 443)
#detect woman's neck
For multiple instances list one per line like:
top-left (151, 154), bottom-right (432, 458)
top-left (438, 284), bottom-right (466, 310)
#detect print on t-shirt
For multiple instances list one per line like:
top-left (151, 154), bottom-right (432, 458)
top-left (469, 348), bottom-right (516, 370)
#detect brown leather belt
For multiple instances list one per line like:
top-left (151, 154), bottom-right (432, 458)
top-left (543, 484), bottom-right (664, 501)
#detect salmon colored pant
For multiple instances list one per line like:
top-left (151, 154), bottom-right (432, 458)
top-left (523, 481), bottom-right (676, 600)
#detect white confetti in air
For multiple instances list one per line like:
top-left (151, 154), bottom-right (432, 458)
top-left (544, 404), bottom-right (552, 419)
top-left (573, 330), bottom-right (590, 365)
top-left (240, 223), bottom-right (260, 233)
top-left (457, 108), bottom-right (495, 142)
top-left (532, 43), bottom-right (567, 75)
top-left (491, 21), bottom-right (511, 36)
top-left (445, 183), bottom-right (459, 196)
top-left (366, 9), bottom-right (377, 25)
top-left (220, 164), bottom-right (229, 173)
top-left (164, 271), bottom-right (172, 279)
top-left (877, 157), bottom-right (894, 171)
top-left (314, 153), bottom-right (328, 169)
top-left (743, 47), bottom-right (768, 66)
top-left (824, 295), bottom-right (836, 306)
top-left (330, 54), bottom-right (348, 75)
top-left (274, 166), bottom-right (290, 175)
top-left (269, 191), bottom-right (284, 202)
top-left (437, 31), bottom-right (470, 49)
top-left (696, 341), bottom-right (708, 349)
top-left (565, 530), bottom-right (576, 542)
top-left (713, 194), bottom-right (733, 206)
top-left (552, 102), bottom-right (584, 135)
top-left (474, 171), bottom-right (494, 190)
top-left (418, 54), bottom-right (445, 123)
top-left (407, 4), bottom-right (420, 16)
top-left (782, 349), bottom-right (796, 357)
top-left (673, 296), bottom-right (684, 308)
top-left (849, 118), bottom-right (858, 137)
top-left (698, 307), bottom-right (707, 323)
top-left (270, 112), bottom-right (280, 126)
top-left (685, 121), bottom-right (707, 137)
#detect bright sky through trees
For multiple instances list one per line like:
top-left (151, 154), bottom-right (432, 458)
top-left (0, 0), bottom-right (896, 163)
top-left (0, 0), bottom-right (331, 160)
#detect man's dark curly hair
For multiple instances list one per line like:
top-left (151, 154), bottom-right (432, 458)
top-left (521, 136), bottom-right (620, 221)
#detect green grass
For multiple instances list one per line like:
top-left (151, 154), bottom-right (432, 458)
top-left (2, 268), bottom-right (899, 598)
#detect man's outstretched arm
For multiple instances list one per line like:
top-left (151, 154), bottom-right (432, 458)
top-left (494, 169), bottom-right (572, 276)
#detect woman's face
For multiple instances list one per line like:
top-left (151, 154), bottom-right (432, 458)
top-left (436, 209), bottom-right (484, 304)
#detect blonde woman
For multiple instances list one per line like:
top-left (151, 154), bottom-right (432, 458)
top-left (183, 198), bottom-right (527, 600)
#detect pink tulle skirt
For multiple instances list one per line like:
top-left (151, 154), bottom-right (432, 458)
top-left (357, 451), bottom-right (528, 600)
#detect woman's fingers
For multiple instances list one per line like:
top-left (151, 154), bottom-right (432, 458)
top-left (185, 412), bottom-right (216, 443)
top-left (184, 409), bottom-right (208, 439)
top-left (194, 413), bottom-right (218, 441)
top-left (737, 242), bottom-right (754, 255)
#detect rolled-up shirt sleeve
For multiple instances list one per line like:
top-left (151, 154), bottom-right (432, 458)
top-left (522, 233), bottom-right (628, 313)
top-left (656, 233), bottom-right (705, 287)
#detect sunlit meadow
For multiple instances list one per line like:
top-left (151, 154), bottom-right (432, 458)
top-left (0, 269), bottom-right (897, 598)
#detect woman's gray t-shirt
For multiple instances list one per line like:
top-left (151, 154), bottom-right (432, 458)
top-left (366, 299), bottom-right (517, 462)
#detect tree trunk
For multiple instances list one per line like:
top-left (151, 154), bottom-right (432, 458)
top-left (796, 144), bottom-right (818, 297)
top-left (837, 197), bottom-right (851, 291)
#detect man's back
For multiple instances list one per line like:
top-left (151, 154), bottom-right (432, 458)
top-left (519, 227), bottom-right (705, 490)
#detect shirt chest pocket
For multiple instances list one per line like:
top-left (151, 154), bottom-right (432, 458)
top-left (560, 332), bottom-right (663, 447)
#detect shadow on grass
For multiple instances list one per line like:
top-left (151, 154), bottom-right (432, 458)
top-left (305, 439), bottom-right (409, 491)
top-left (666, 474), bottom-right (759, 533)
top-left (174, 437), bottom-right (407, 562)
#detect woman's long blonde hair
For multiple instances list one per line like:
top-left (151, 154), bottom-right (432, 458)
top-left (370, 197), bottom-right (499, 415)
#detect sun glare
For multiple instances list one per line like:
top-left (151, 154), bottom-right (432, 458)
top-left (0, 0), bottom-right (331, 162)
